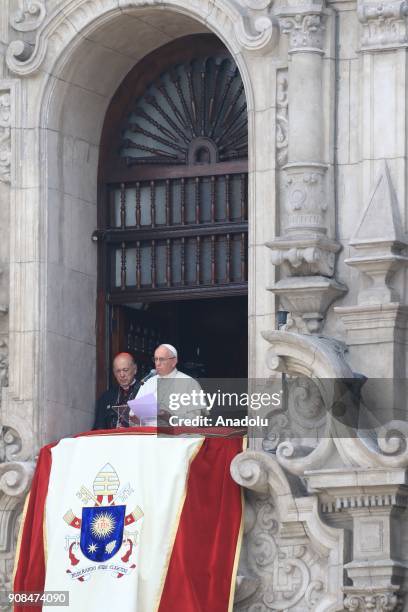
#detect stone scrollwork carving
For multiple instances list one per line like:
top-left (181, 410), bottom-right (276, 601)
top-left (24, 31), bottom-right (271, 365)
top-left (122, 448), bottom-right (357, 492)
top-left (7, 0), bottom-right (46, 74)
top-left (262, 376), bottom-right (329, 471)
top-left (267, 165), bottom-right (342, 280)
top-left (262, 329), bottom-right (408, 471)
top-left (277, 0), bottom-right (326, 52)
top-left (0, 92), bottom-right (11, 184)
top-left (10, 1), bottom-right (46, 32)
top-left (276, 69), bottom-right (288, 167)
top-left (280, 12), bottom-right (325, 52)
top-left (269, 241), bottom-right (337, 276)
top-left (0, 495), bottom-right (27, 612)
top-left (231, 451), bottom-right (344, 610)
top-left (0, 427), bottom-right (22, 463)
top-left (0, 427), bottom-right (34, 497)
top-left (344, 587), bottom-right (403, 611)
top-left (0, 427), bottom-right (33, 609)
top-left (0, 460), bottom-right (33, 498)
top-left (233, 0), bottom-right (279, 54)
top-left (0, 341), bottom-right (9, 389)
top-left (357, 0), bottom-right (408, 50)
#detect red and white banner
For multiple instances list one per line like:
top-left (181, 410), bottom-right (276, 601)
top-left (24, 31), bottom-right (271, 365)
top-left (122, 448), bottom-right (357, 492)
top-left (13, 428), bottom-right (244, 612)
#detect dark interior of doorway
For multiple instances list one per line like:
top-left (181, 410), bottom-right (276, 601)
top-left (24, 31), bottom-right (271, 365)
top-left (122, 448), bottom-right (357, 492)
top-left (121, 296), bottom-right (248, 379)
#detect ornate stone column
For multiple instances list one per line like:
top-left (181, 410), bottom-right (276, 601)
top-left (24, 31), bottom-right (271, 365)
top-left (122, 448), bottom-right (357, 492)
top-left (267, 0), bottom-right (346, 333)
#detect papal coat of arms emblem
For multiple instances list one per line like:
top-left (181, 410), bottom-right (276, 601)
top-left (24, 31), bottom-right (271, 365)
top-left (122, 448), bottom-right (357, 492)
top-left (63, 463), bottom-right (143, 581)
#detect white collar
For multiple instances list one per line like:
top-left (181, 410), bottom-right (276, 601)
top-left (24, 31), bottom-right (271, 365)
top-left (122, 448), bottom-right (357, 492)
top-left (158, 368), bottom-right (178, 379)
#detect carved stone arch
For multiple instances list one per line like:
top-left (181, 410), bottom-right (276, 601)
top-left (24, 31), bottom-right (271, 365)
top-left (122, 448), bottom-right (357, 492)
top-left (6, 0), bottom-right (276, 90)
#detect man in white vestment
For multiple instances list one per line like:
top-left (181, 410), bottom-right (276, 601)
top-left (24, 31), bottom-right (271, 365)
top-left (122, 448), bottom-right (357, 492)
top-left (132, 343), bottom-right (207, 424)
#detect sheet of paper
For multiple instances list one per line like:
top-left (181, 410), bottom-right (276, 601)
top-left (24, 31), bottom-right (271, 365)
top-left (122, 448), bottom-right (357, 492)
top-left (128, 393), bottom-right (158, 419)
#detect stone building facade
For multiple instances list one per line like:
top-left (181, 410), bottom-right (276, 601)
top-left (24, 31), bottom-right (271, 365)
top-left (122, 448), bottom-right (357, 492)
top-left (1, 0), bottom-right (408, 609)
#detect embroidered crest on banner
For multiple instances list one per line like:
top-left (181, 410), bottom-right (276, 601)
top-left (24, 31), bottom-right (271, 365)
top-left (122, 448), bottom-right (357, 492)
top-left (63, 463), bottom-right (143, 581)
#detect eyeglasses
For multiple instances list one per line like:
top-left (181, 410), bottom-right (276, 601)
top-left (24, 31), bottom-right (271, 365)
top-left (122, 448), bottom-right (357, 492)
top-left (153, 356), bottom-right (176, 363)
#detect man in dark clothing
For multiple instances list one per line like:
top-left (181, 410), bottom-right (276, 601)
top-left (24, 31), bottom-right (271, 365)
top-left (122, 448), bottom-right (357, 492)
top-left (93, 352), bottom-right (140, 430)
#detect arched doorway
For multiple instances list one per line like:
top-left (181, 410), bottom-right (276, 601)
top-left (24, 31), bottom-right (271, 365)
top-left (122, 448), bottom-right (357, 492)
top-left (96, 34), bottom-right (248, 391)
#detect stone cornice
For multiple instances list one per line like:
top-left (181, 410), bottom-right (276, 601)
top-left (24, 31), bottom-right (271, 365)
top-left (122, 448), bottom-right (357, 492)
top-left (357, 0), bottom-right (408, 51)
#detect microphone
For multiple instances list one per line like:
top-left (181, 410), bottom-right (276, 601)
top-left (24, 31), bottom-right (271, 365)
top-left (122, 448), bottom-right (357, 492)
top-left (140, 369), bottom-right (156, 385)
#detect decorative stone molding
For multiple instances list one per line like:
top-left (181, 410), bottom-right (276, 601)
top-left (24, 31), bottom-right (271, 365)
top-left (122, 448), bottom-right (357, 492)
top-left (267, 166), bottom-right (346, 332)
top-left (0, 340), bottom-right (8, 388)
top-left (0, 426), bottom-right (34, 492)
top-left (306, 468), bottom-right (408, 609)
top-left (0, 426), bottom-right (34, 607)
top-left (231, 451), bottom-right (344, 611)
top-left (344, 587), bottom-right (403, 611)
top-left (0, 90), bottom-right (11, 184)
top-left (262, 330), bottom-right (353, 379)
top-left (276, 69), bottom-right (288, 167)
top-left (280, 12), bottom-right (325, 52)
top-left (263, 376), bottom-right (327, 452)
top-left (269, 236), bottom-right (340, 276)
top-left (282, 164), bottom-right (328, 234)
top-left (335, 303), bottom-right (408, 347)
top-left (0, 499), bottom-right (24, 600)
top-left (306, 467), bottom-right (408, 510)
top-left (321, 492), bottom-right (408, 513)
top-left (5, 0), bottom-right (277, 76)
top-left (260, 330), bottom-right (408, 472)
top-left (262, 330), bottom-right (355, 473)
top-left (357, 0), bottom-right (408, 51)
top-left (233, 0), bottom-right (279, 55)
top-left (10, 1), bottom-right (46, 32)
top-left (344, 162), bottom-right (408, 306)
top-left (268, 275), bottom-right (347, 333)
top-left (0, 460), bottom-right (33, 498)
top-left (277, 0), bottom-right (325, 51)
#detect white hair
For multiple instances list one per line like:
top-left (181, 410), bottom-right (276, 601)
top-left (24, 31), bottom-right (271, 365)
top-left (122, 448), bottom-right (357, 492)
top-left (160, 343), bottom-right (178, 358)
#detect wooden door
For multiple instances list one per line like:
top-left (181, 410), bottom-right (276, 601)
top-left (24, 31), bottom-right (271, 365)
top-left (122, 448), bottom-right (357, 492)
top-left (96, 34), bottom-right (248, 393)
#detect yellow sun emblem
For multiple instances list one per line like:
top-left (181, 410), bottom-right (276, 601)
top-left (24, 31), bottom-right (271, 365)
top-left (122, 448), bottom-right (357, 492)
top-left (90, 512), bottom-right (116, 538)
